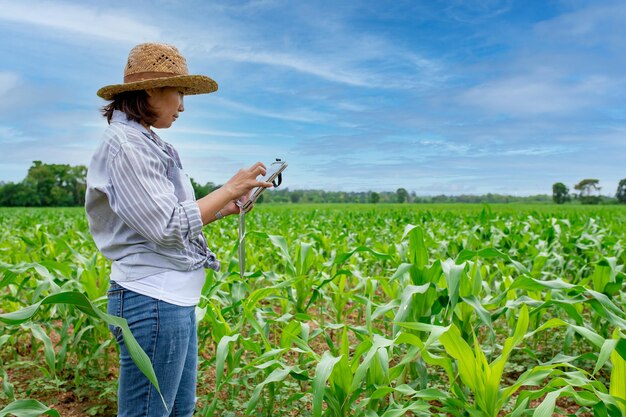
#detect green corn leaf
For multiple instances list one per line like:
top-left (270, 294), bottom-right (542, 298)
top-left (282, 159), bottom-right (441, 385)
top-left (334, 245), bottom-right (390, 265)
top-left (379, 403), bottom-right (430, 417)
top-left (402, 225), bottom-right (428, 269)
top-left (509, 397), bottom-right (530, 417)
top-left (0, 303), bottom-right (41, 324)
top-left (268, 234), bottom-right (292, 263)
top-left (461, 295), bottom-right (492, 327)
top-left (312, 352), bottom-right (342, 417)
top-left (296, 241), bottom-right (315, 276)
top-left (214, 334), bottom-right (239, 389)
top-left (372, 299), bottom-right (400, 321)
top-left (1, 371), bottom-right (14, 402)
top-left (617, 338), bottom-right (626, 362)
top-left (586, 290), bottom-right (626, 324)
top-left (502, 366), bottom-right (557, 399)
top-left (439, 324), bottom-right (479, 393)
top-left (242, 308), bottom-right (272, 349)
top-left (332, 354), bottom-right (353, 398)
top-left (370, 387), bottom-right (394, 400)
top-left (0, 399), bottom-right (61, 417)
top-left (390, 263), bottom-right (413, 282)
top-left (570, 324), bottom-right (605, 348)
top-left (376, 347), bottom-right (390, 385)
top-left (455, 247), bottom-right (510, 263)
top-left (595, 339), bottom-right (619, 374)
top-left (610, 331), bottom-right (626, 414)
top-left (411, 387), bottom-right (449, 400)
top-left (351, 335), bottom-right (393, 392)
top-left (527, 317), bottom-right (606, 348)
top-left (0, 291), bottom-right (165, 409)
top-left (251, 276), bottom-right (297, 305)
top-left (247, 232), bottom-right (295, 275)
top-left (24, 323), bottom-right (56, 378)
top-left (395, 322), bottom-right (449, 349)
top-left (245, 365), bottom-right (294, 416)
top-left (421, 350), bottom-right (455, 383)
top-left (392, 283), bottom-right (430, 336)
top-left (0, 335), bottom-right (10, 350)
top-left (532, 387), bottom-right (570, 417)
top-left (441, 259), bottom-right (464, 315)
top-left (591, 257), bottom-right (617, 293)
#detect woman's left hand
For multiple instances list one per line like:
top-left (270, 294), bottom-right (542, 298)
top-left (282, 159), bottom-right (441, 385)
top-left (221, 191), bottom-right (254, 217)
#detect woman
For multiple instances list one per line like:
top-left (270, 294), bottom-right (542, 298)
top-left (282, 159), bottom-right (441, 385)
top-left (85, 42), bottom-right (271, 417)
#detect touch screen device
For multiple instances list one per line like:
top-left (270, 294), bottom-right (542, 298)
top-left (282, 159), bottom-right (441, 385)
top-left (237, 159), bottom-right (287, 213)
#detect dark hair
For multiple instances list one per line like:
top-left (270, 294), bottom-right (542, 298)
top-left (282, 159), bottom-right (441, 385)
top-left (101, 90), bottom-right (157, 125)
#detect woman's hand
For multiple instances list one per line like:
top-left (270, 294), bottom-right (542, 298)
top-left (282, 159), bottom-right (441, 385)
top-left (223, 162), bottom-right (273, 201)
top-left (219, 190), bottom-right (255, 217)
top-left (197, 162), bottom-right (272, 225)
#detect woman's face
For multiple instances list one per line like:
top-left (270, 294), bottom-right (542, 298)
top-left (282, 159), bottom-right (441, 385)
top-left (146, 87), bottom-right (185, 129)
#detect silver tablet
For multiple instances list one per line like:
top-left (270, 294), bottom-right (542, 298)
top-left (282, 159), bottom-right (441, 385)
top-left (237, 160), bottom-right (287, 212)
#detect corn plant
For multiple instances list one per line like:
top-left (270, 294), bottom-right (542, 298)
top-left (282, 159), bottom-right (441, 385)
top-left (1, 205), bottom-right (626, 415)
top-left (0, 290), bottom-right (167, 409)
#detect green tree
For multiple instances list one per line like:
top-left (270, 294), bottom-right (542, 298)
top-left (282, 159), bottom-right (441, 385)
top-left (0, 161), bottom-right (86, 206)
top-left (190, 178), bottom-right (218, 200)
top-left (552, 182), bottom-right (569, 204)
top-left (617, 179), bottom-right (626, 204)
top-left (25, 161), bottom-right (56, 205)
top-left (396, 187), bottom-right (409, 203)
top-left (0, 182), bottom-right (39, 206)
top-left (69, 165), bottom-right (87, 206)
top-left (370, 192), bottom-right (380, 204)
top-left (289, 191), bottom-right (302, 203)
top-left (574, 179), bottom-right (601, 205)
top-left (23, 161), bottom-right (87, 206)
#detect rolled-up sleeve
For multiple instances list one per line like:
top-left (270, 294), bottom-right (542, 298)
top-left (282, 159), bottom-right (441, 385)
top-left (108, 142), bottom-right (202, 250)
top-left (180, 200), bottom-right (203, 240)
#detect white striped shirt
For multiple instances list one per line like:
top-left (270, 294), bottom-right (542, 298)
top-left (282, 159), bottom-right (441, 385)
top-left (85, 110), bottom-right (220, 283)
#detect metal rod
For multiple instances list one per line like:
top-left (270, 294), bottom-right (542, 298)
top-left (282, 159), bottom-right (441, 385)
top-left (238, 210), bottom-right (246, 278)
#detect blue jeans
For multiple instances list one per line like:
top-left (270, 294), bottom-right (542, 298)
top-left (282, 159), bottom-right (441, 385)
top-left (107, 282), bottom-right (198, 417)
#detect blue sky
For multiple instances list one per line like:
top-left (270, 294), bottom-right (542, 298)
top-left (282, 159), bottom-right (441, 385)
top-left (0, 0), bottom-right (624, 196)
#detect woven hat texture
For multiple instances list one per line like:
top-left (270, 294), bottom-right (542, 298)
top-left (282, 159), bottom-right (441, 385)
top-left (97, 43), bottom-right (217, 99)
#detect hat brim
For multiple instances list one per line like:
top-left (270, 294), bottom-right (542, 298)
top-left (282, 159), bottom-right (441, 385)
top-left (97, 74), bottom-right (218, 100)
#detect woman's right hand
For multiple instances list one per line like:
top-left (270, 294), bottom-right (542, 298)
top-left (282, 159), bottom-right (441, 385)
top-left (224, 162), bottom-right (273, 200)
top-left (197, 162), bottom-right (274, 225)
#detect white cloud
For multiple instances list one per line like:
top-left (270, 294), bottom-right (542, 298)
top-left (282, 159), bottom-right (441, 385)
top-left (534, 1), bottom-right (626, 44)
top-left (174, 141), bottom-right (267, 154)
top-left (460, 74), bottom-right (612, 115)
top-left (501, 146), bottom-right (573, 157)
top-left (0, 125), bottom-right (29, 143)
top-left (212, 48), bottom-right (375, 87)
top-left (212, 97), bottom-right (329, 123)
top-left (170, 127), bottom-right (258, 138)
top-left (442, 0), bottom-right (514, 24)
top-left (0, 0), bottom-right (161, 42)
top-left (212, 45), bottom-right (444, 90)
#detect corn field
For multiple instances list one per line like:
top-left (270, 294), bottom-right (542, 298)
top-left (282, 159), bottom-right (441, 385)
top-left (0, 204), bottom-right (625, 416)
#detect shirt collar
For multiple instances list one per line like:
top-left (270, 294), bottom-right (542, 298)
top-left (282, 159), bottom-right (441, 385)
top-left (111, 110), bottom-right (153, 137)
top-left (111, 110), bottom-right (180, 167)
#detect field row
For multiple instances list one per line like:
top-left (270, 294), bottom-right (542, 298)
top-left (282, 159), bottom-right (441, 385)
top-left (0, 205), bottom-right (625, 416)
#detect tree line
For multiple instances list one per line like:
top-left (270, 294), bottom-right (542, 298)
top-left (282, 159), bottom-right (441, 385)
top-left (0, 161), bottom-right (87, 207)
top-left (552, 179), bottom-right (626, 205)
top-left (1, 162), bottom-right (624, 206)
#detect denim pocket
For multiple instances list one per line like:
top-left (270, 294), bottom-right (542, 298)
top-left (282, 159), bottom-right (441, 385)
top-left (107, 284), bottom-right (124, 343)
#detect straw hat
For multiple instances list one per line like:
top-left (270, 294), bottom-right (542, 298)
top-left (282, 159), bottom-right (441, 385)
top-left (97, 43), bottom-right (218, 100)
